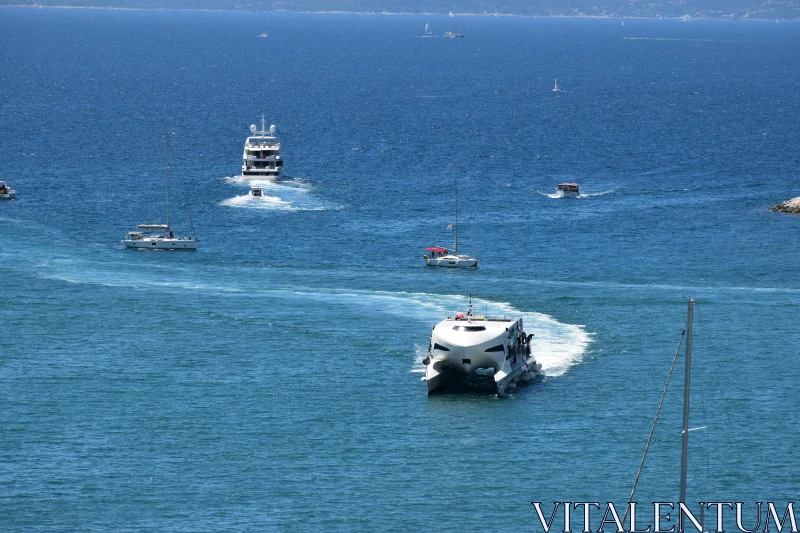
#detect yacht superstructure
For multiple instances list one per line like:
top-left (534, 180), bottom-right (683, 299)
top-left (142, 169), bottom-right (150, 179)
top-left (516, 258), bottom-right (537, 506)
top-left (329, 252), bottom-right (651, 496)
top-left (242, 115), bottom-right (283, 180)
top-left (423, 297), bottom-right (541, 395)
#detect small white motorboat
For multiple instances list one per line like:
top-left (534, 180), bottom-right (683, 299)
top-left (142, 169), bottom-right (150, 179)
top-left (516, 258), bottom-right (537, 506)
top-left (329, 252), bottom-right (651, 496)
top-left (555, 182), bottom-right (580, 197)
top-left (422, 295), bottom-right (541, 395)
top-left (0, 181), bottom-right (16, 200)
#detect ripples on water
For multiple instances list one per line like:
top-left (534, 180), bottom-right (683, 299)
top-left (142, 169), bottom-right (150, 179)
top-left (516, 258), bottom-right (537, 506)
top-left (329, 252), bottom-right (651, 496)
top-left (1, 9), bottom-right (799, 532)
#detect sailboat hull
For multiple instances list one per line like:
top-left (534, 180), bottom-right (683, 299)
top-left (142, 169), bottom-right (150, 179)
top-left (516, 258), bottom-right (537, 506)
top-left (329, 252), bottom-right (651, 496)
top-left (123, 237), bottom-right (198, 250)
top-left (426, 255), bottom-right (478, 268)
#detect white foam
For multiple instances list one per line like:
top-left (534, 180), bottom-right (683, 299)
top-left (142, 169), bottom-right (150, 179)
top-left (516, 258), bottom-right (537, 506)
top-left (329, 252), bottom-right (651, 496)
top-left (220, 175), bottom-right (332, 211)
top-left (537, 189), bottom-right (616, 199)
top-left (220, 193), bottom-right (297, 211)
top-left (321, 290), bottom-right (590, 378)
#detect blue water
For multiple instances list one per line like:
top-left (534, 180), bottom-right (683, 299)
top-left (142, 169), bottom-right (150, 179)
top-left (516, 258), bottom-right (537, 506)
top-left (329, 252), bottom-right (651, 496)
top-left (1, 8), bottom-right (799, 531)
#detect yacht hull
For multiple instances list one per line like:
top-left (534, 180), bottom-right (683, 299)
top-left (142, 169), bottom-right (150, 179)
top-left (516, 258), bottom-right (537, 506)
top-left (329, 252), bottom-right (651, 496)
top-left (242, 170), bottom-right (280, 181)
top-left (0, 191), bottom-right (16, 200)
top-left (123, 238), bottom-right (198, 250)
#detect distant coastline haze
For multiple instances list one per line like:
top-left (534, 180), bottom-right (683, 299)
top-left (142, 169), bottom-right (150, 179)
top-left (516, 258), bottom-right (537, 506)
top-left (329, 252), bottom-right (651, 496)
top-left (2, 0), bottom-right (799, 19)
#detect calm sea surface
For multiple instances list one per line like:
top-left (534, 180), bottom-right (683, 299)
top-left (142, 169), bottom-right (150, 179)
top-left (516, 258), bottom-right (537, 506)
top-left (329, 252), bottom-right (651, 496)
top-left (1, 8), bottom-right (799, 532)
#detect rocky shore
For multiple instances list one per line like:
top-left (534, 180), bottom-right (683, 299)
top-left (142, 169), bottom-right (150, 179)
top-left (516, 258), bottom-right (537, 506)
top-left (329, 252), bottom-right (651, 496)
top-left (770, 197), bottom-right (800, 215)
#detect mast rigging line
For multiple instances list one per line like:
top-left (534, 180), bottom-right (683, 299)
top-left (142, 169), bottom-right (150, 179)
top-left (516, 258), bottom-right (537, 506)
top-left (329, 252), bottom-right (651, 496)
top-left (622, 330), bottom-right (686, 527)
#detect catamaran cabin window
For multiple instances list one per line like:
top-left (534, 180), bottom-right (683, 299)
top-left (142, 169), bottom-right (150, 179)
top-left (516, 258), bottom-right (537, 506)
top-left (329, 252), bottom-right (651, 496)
top-left (452, 326), bottom-right (487, 332)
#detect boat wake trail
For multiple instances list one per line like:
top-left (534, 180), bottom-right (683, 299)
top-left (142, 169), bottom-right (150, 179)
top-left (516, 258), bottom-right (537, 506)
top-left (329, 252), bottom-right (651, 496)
top-left (386, 292), bottom-right (590, 378)
top-left (537, 189), bottom-right (616, 199)
top-left (220, 176), bottom-right (333, 211)
top-left (28, 255), bottom-right (593, 378)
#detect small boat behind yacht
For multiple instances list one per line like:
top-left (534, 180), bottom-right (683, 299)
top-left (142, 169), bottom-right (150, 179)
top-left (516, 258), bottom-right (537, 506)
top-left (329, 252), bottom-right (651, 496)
top-left (0, 181), bottom-right (16, 200)
top-left (250, 187), bottom-right (263, 197)
top-left (423, 295), bottom-right (541, 395)
top-left (555, 182), bottom-right (580, 197)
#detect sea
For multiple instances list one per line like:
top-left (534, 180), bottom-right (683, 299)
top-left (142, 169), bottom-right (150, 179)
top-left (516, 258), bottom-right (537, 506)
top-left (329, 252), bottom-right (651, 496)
top-left (1, 8), bottom-right (799, 532)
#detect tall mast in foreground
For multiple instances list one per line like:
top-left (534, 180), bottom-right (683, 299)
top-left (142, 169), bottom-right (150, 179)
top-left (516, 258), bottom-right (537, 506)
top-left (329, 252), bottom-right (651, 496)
top-left (679, 298), bottom-right (694, 504)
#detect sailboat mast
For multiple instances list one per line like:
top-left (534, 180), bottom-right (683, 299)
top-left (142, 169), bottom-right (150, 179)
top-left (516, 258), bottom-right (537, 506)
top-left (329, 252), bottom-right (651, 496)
top-left (679, 298), bottom-right (695, 503)
top-left (454, 179), bottom-right (459, 254)
top-left (164, 123), bottom-right (171, 231)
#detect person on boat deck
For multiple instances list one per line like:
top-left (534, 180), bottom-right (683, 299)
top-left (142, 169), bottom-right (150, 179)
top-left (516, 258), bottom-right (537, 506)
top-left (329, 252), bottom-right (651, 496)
top-left (169, 231), bottom-right (174, 239)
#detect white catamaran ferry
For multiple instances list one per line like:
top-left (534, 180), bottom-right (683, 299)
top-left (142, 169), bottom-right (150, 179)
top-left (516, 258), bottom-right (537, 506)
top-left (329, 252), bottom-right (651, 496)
top-left (242, 115), bottom-right (283, 180)
top-left (423, 295), bottom-right (541, 396)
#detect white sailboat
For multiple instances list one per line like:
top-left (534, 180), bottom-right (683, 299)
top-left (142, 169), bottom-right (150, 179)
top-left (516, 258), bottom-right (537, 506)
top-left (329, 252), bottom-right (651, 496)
top-left (122, 126), bottom-right (198, 250)
top-left (424, 23), bottom-right (432, 35)
top-left (424, 180), bottom-right (478, 268)
top-left (552, 78), bottom-right (563, 92)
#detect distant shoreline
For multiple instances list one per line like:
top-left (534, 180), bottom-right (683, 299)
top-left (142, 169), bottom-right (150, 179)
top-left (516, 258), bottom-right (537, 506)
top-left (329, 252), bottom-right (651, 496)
top-left (1, 4), bottom-right (796, 21)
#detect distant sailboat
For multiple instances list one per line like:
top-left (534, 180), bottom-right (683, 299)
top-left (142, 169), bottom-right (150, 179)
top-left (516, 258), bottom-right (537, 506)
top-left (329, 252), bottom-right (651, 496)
top-left (448, 10), bottom-right (454, 17)
top-left (425, 23), bottom-right (432, 35)
top-left (444, 11), bottom-right (466, 39)
top-left (552, 79), bottom-right (563, 92)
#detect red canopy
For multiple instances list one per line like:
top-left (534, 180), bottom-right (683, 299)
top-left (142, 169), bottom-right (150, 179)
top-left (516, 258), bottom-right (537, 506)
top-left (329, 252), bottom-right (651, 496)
top-left (425, 247), bottom-right (448, 253)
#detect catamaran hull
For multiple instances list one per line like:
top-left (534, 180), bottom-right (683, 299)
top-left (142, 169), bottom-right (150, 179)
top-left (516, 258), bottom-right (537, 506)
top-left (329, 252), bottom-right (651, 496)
top-left (123, 238), bottom-right (198, 250)
top-left (426, 257), bottom-right (478, 268)
top-left (425, 353), bottom-right (540, 395)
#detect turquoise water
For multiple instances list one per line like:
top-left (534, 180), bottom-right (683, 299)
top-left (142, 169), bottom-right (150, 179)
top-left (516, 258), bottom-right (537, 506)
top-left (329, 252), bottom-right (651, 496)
top-left (1, 9), bottom-right (799, 531)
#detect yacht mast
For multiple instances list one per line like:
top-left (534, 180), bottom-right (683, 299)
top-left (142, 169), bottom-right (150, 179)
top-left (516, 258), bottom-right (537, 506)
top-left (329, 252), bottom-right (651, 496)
top-left (454, 179), bottom-right (459, 254)
top-left (164, 123), bottom-right (171, 232)
top-left (679, 299), bottom-right (694, 504)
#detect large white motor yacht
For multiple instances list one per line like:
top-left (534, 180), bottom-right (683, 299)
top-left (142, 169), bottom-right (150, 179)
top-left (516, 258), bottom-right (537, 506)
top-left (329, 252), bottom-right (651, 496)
top-left (242, 115), bottom-right (283, 180)
top-left (423, 296), bottom-right (541, 395)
